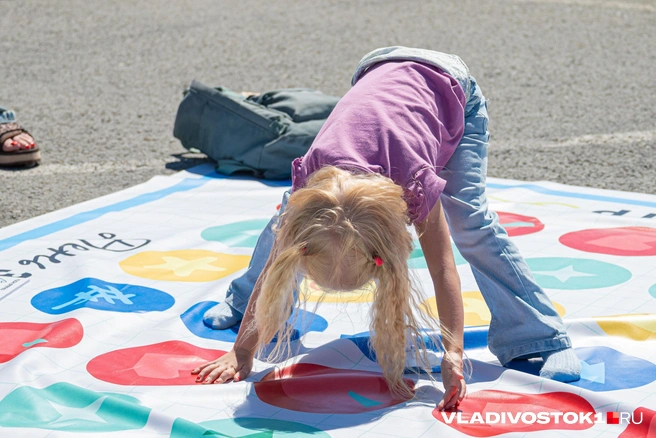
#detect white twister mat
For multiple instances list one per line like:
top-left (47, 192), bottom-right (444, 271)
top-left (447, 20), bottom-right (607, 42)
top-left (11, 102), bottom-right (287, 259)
top-left (1, 163), bottom-right (656, 437)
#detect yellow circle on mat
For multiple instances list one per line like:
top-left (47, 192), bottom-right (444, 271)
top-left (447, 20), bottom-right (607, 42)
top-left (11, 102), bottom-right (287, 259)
top-left (420, 291), bottom-right (566, 326)
top-left (594, 314), bottom-right (656, 341)
top-left (119, 250), bottom-right (251, 282)
top-left (299, 278), bottom-right (376, 303)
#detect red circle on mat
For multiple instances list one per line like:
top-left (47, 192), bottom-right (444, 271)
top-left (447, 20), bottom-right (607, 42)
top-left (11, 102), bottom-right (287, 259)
top-left (433, 390), bottom-right (595, 436)
top-left (0, 318), bottom-right (84, 363)
top-left (87, 340), bottom-right (226, 385)
top-left (253, 363), bottom-right (413, 414)
top-left (619, 407), bottom-right (656, 437)
top-left (560, 227), bottom-right (656, 256)
top-left (496, 212), bottom-right (545, 237)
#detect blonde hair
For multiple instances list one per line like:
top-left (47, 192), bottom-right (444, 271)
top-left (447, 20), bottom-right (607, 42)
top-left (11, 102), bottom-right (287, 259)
top-left (253, 166), bottom-right (454, 399)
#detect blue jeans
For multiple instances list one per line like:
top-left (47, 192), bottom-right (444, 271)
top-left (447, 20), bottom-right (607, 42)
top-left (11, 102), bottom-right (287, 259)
top-left (222, 59), bottom-right (572, 365)
top-left (0, 106), bottom-right (16, 124)
top-left (224, 190), bottom-right (291, 313)
top-left (438, 78), bottom-right (570, 365)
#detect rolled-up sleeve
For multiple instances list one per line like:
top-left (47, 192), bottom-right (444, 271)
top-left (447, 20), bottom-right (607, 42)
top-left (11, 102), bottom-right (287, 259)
top-left (403, 166), bottom-right (446, 224)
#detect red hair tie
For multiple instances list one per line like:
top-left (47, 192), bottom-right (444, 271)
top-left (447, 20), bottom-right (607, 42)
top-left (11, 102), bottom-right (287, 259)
top-left (374, 256), bottom-right (384, 266)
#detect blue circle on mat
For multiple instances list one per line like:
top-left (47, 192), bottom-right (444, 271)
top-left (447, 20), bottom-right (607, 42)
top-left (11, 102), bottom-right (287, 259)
top-left (31, 278), bottom-right (174, 314)
top-left (201, 219), bottom-right (271, 248)
top-left (181, 301), bottom-right (328, 342)
top-left (526, 257), bottom-right (631, 290)
top-left (650, 284), bottom-right (656, 299)
top-left (505, 346), bottom-right (656, 391)
top-left (409, 240), bottom-right (466, 269)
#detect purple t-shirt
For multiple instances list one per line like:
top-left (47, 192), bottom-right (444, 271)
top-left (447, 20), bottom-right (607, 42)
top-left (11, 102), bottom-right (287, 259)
top-left (291, 61), bottom-right (466, 223)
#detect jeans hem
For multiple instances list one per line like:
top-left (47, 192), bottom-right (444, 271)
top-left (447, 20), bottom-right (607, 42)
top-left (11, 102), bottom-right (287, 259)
top-left (223, 287), bottom-right (251, 314)
top-left (494, 335), bottom-right (572, 366)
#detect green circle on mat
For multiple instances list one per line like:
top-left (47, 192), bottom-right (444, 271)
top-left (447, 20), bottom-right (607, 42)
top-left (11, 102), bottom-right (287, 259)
top-left (409, 240), bottom-right (466, 269)
top-left (170, 417), bottom-right (330, 438)
top-left (201, 219), bottom-right (270, 248)
top-left (650, 284), bottom-right (656, 299)
top-left (0, 382), bottom-right (150, 432)
top-left (526, 257), bottom-right (631, 290)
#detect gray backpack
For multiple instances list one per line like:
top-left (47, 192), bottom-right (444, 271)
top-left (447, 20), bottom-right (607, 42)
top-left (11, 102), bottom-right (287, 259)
top-left (173, 80), bottom-right (339, 180)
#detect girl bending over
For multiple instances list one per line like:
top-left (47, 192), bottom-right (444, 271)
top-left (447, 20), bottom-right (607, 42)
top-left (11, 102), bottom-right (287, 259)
top-left (193, 47), bottom-right (581, 409)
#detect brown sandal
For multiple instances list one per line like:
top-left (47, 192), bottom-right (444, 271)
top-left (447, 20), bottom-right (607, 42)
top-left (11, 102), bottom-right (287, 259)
top-left (0, 122), bottom-right (41, 167)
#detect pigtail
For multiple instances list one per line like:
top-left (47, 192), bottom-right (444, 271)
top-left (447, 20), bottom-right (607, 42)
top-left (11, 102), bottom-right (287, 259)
top-left (370, 263), bottom-right (414, 399)
top-left (371, 251), bottom-right (461, 401)
top-left (254, 243), bottom-right (304, 361)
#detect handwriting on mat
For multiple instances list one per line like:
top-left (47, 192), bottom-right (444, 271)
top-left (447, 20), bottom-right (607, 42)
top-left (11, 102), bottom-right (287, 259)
top-left (0, 233), bottom-right (150, 278)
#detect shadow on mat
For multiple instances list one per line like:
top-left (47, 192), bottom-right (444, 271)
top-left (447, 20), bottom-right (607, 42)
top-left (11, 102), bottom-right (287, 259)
top-left (167, 153), bottom-right (293, 187)
top-left (226, 337), bottom-right (451, 431)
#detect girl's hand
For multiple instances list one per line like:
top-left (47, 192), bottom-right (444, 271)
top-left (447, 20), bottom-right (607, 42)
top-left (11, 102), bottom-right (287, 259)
top-left (437, 351), bottom-right (466, 411)
top-left (191, 348), bottom-right (254, 384)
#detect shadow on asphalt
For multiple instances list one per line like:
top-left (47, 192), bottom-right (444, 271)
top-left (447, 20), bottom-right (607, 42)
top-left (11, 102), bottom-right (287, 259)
top-left (165, 152), bottom-right (214, 171)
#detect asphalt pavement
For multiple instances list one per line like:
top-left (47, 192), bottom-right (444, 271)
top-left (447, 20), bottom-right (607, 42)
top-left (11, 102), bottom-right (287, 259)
top-left (1, 0), bottom-right (654, 227)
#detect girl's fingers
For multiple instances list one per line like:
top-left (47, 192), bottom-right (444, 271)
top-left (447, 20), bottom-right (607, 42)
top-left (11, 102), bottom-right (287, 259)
top-left (196, 363), bottom-right (213, 379)
top-left (215, 368), bottom-right (235, 384)
top-left (191, 357), bottom-right (248, 384)
top-left (438, 396), bottom-right (453, 410)
top-left (234, 363), bottom-right (250, 382)
top-left (191, 363), bottom-right (208, 374)
top-left (197, 363), bottom-right (223, 382)
top-left (192, 360), bottom-right (217, 375)
top-left (458, 382), bottom-right (467, 402)
top-left (445, 389), bottom-right (459, 409)
top-left (207, 363), bottom-right (239, 384)
top-left (205, 365), bottom-right (231, 383)
top-left (195, 367), bottom-right (210, 381)
top-left (438, 386), bottom-right (458, 410)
